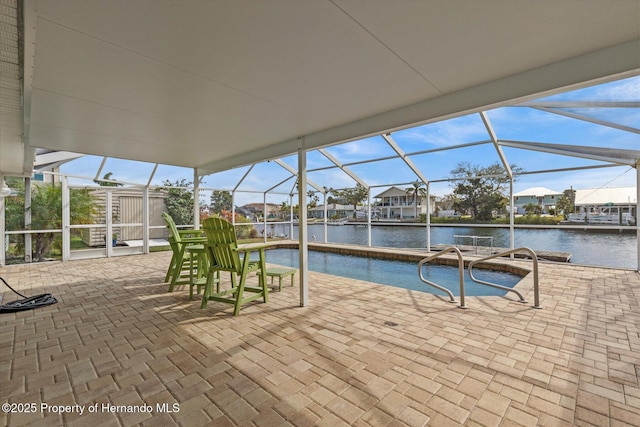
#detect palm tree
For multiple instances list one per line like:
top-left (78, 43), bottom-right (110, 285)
top-left (279, 201), bottom-right (289, 219)
top-left (405, 180), bottom-right (427, 219)
top-left (307, 190), bottom-right (319, 208)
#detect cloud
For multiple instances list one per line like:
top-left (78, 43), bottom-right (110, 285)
top-left (394, 114), bottom-right (488, 148)
top-left (309, 168), bottom-right (361, 190)
top-left (325, 136), bottom-right (392, 162)
top-left (536, 75), bottom-right (640, 102)
top-left (592, 77), bottom-right (640, 101)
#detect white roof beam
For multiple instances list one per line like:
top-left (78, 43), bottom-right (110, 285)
top-left (33, 151), bottom-right (84, 168)
top-left (146, 164), bottom-right (159, 187)
top-left (515, 163), bottom-right (624, 176)
top-left (318, 149), bottom-right (369, 189)
top-left (337, 155), bottom-right (398, 167)
top-left (94, 157), bottom-right (107, 181)
top-left (480, 112), bottom-right (512, 178)
top-left (266, 175), bottom-right (296, 193)
top-left (308, 140), bottom-right (492, 172)
top-left (406, 140), bottom-right (491, 157)
top-left (516, 101), bottom-right (640, 108)
top-left (273, 159), bottom-right (324, 193)
top-left (498, 140), bottom-right (640, 166)
top-left (233, 164), bottom-right (255, 192)
top-left (531, 107), bottom-right (640, 134)
top-left (381, 133), bottom-right (429, 184)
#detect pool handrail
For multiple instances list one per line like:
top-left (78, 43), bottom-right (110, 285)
top-left (418, 246), bottom-right (467, 309)
top-left (468, 247), bottom-right (541, 309)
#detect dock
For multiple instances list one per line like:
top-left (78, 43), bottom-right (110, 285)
top-left (431, 243), bottom-right (572, 262)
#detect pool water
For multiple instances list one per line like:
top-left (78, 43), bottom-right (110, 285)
top-left (265, 249), bottom-right (522, 297)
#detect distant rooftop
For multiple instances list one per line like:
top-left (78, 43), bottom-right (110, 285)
top-left (575, 186), bottom-right (637, 205)
top-left (514, 187), bottom-right (562, 197)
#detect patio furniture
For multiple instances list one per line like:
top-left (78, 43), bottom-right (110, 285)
top-left (261, 267), bottom-right (296, 291)
top-left (186, 244), bottom-right (212, 300)
top-left (200, 217), bottom-right (269, 315)
top-left (163, 212), bottom-right (207, 292)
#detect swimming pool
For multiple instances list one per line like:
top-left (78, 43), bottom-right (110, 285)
top-left (265, 248), bottom-right (522, 297)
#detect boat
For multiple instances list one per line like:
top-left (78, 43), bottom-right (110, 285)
top-left (567, 206), bottom-right (635, 225)
top-left (327, 218), bottom-right (349, 225)
top-left (292, 217), bottom-right (321, 225)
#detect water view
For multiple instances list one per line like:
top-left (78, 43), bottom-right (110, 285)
top-left (258, 223), bottom-right (637, 269)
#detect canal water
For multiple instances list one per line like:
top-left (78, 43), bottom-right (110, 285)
top-left (258, 223), bottom-right (637, 269)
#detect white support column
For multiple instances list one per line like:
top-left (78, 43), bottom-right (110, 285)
top-left (263, 193), bottom-right (268, 244)
top-left (636, 161), bottom-right (639, 272)
top-left (24, 178), bottom-right (32, 263)
top-left (143, 186), bottom-right (150, 254)
top-left (0, 176), bottom-right (5, 266)
top-left (323, 192), bottom-right (328, 243)
top-left (426, 182), bottom-right (431, 251)
top-left (106, 189), bottom-right (113, 257)
top-left (62, 176), bottom-right (70, 261)
top-left (289, 194), bottom-right (294, 240)
top-left (231, 191), bottom-right (236, 226)
top-left (510, 178), bottom-right (515, 254)
top-left (193, 169), bottom-right (200, 230)
top-left (297, 140), bottom-right (309, 307)
top-left (367, 190), bottom-right (372, 247)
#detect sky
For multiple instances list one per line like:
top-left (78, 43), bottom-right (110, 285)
top-left (60, 76), bottom-right (640, 207)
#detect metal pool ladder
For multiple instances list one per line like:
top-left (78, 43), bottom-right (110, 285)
top-left (468, 247), bottom-right (542, 309)
top-left (418, 246), bottom-right (467, 309)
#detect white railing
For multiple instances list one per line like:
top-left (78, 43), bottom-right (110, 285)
top-left (418, 246), bottom-right (467, 309)
top-left (468, 247), bottom-right (541, 309)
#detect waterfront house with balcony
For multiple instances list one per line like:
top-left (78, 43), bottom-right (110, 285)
top-left (373, 186), bottom-right (436, 219)
top-left (513, 187), bottom-right (563, 214)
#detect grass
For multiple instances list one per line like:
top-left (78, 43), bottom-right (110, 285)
top-left (70, 235), bottom-right (91, 250)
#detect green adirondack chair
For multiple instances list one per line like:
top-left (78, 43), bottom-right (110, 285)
top-left (163, 212), bottom-right (208, 295)
top-left (200, 217), bottom-right (269, 315)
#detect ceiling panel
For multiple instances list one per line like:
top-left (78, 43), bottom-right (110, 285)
top-left (336, 0), bottom-right (640, 92)
top-left (2, 0), bottom-right (638, 176)
top-left (33, 0), bottom-right (438, 115)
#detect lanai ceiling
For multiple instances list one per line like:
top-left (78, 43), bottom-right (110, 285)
top-left (1, 0), bottom-right (639, 178)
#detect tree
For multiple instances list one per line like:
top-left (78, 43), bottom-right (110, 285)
top-left (93, 172), bottom-right (123, 187)
top-left (210, 190), bottom-right (232, 214)
top-left (329, 184), bottom-right (369, 218)
top-left (161, 179), bottom-right (194, 226)
top-left (556, 188), bottom-right (576, 218)
top-left (279, 201), bottom-right (289, 219)
top-left (307, 190), bottom-right (319, 208)
top-left (450, 162), bottom-right (521, 221)
top-left (5, 180), bottom-right (96, 261)
top-left (524, 203), bottom-right (541, 215)
top-left (405, 180), bottom-right (427, 218)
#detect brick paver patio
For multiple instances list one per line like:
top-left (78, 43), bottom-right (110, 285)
top-left (1, 250), bottom-right (639, 426)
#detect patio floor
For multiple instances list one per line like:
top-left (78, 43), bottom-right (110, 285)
top-left (1, 251), bottom-right (639, 426)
